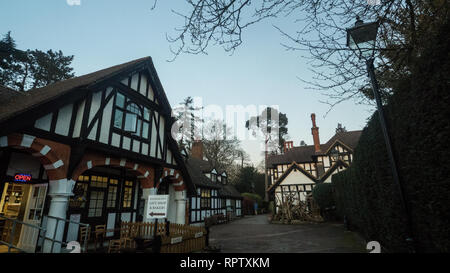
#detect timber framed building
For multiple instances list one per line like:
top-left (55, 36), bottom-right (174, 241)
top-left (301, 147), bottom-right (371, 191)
top-left (266, 114), bottom-right (361, 211)
top-left (0, 57), bottom-right (195, 252)
top-left (185, 141), bottom-right (243, 225)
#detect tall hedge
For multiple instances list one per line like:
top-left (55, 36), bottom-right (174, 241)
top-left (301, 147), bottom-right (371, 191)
top-left (332, 19), bottom-right (450, 252)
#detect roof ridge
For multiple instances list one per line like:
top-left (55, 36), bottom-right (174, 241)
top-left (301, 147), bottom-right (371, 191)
top-left (27, 56), bottom-right (151, 94)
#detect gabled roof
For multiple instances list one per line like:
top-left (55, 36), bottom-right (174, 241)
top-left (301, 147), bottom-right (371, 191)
top-left (0, 57), bottom-right (151, 124)
top-left (267, 130), bottom-right (362, 167)
top-left (320, 130), bottom-right (362, 154)
top-left (185, 157), bottom-right (221, 189)
top-left (0, 57), bottom-right (195, 194)
top-left (318, 159), bottom-right (350, 182)
top-left (187, 157), bottom-right (226, 174)
top-left (267, 145), bottom-right (317, 166)
top-left (185, 157), bottom-right (242, 198)
top-left (267, 162), bottom-right (317, 193)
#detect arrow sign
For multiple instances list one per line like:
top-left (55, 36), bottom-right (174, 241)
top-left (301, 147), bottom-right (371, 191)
top-left (146, 195), bottom-right (169, 219)
top-left (149, 212), bottom-right (166, 217)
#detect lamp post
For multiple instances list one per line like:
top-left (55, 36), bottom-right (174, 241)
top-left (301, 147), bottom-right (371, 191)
top-left (346, 17), bottom-right (415, 252)
top-left (330, 148), bottom-right (340, 162)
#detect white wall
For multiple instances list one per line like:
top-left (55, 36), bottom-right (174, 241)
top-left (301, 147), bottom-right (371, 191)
top-left (279, 169), bottom-right (315, 185)
top-left (167, 184), bottom-right (177, 223)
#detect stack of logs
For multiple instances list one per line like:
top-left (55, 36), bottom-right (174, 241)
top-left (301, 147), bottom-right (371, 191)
top-left (273, 194), bottom-right (323, 223)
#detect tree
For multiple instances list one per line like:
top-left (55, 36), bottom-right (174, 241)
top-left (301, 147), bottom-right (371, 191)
top-left (172, 96), bottom-right (204, 151)
top-left (0, 32), bottom-right (74, 91)
top-left (236, 149), bottom-right (250, 168)
top-left (233, 166), bottom-right (265, 199)
top-left (162, 1), bottom-right (449, 108)
top-left (245, 107), bottom-right (288, 154)
top-left (202, 119), bottom-right (242, 171)
top-left (246, 107), bottom-right (288, 201)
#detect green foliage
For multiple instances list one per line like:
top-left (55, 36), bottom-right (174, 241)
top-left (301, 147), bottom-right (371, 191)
top-left (332, 15), bottom-right (450, 252)
top-left (233, 166), bottom-right (265, 199)
top-left (312, 183), bottom-right (335, 209)
top-left (0, 32), bottom-right (74, 91)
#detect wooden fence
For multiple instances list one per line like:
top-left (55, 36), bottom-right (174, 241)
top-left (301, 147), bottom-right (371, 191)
top-left (121, 221), bottom-right (206, 253)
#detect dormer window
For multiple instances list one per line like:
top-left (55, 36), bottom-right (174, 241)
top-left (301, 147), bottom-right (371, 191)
top-left (221, 172), bottom-right (227, 185)
top-left (211, 169), bottom-right (218, 182)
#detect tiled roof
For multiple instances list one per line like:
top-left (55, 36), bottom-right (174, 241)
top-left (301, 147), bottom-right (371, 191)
top-left (267, 130), bottom-right (362, 167)
top-left (185, 157), bottom-right (220, 189)
top-left (0, 57), bottom-right (151, 123)
top-left (0, 85), bottom-right (25, 103)
top-left (219, 184), bottom-right (243, 198)
top-left (187, 156), bottom-right (226, 174)
top-left (320, 130), bottom-right (362, 153)
top-left (185, 157), bottom-right (242, 199)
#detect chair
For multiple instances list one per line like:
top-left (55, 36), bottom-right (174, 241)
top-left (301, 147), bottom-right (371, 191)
top-left (79, 226), bottom-right (91, 253)
top-left (119, 223), bottom-right (136, 249)
top-left (107, 238), bottom-right (122, 253)
top-left (94, 224), bottom-right (106, 251)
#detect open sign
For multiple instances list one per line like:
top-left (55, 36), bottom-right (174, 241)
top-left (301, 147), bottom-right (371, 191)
top-left (14, 174), bottom-right (32, 182)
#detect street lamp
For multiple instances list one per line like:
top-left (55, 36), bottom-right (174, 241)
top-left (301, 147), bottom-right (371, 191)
top-left (330, 148), bottom-right (340, 162)
top-left (346, 17), bottom-right (416, 252)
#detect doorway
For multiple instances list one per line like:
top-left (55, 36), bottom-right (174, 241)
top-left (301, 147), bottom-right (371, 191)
top-left (0, 182), bottom-right (48, 252)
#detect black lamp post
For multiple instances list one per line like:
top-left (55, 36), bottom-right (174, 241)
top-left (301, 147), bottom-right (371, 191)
top-left (346, 17), bottom-right (415, 252)
top-left (330, 148), bottom-right (340, 162)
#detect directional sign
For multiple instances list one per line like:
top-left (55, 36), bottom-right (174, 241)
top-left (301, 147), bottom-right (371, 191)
top-left (146, 195), bottom-right (169, 219)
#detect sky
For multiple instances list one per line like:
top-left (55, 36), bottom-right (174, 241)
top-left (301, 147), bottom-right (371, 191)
top-left (0, 0), bottom-right (374, 165)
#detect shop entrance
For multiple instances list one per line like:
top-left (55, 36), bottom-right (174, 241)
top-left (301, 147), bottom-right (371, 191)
top-left (67, 166), bottom-right (140, 240)
top-left (0, 182), bottom-right (47, 252)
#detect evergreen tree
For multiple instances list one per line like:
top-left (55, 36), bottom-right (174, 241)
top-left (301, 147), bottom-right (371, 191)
top-left (0, 32), bottom-right (74, 91)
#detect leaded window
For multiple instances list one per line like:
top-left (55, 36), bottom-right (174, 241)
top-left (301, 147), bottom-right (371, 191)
top-left (113, 92), bottom-right (151, 141)
top-left (107, 179), bottom-right (118, 208)
top-left (122, 180), bottom-right (133, 208)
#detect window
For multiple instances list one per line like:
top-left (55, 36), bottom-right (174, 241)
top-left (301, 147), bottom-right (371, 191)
top-left (114, 109), bottom-right (124, 129)
top-left (200, 188), bottom-right (211, 209)
top-left (124, 103), bottom-right (141, 133)
top-left (122, 180), bottom-right (133, 208)
top-left (88, 191), bottom-right (104, 217)
top-left (107, 179), bottom-right (118, 208)
top-left (91, 176), bottom-right (108, 188)
top-left (116, 93), bottom-right (125, 108)
top-left (211, 174), bottom-right (217, 182)
top-left (113, 92), bottom-right (151, 141)
top-left (222, 176), bottom-right (227, 185)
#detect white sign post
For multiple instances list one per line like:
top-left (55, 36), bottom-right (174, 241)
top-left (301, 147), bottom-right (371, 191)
top-left (146, 195), bottom-right (169, 219)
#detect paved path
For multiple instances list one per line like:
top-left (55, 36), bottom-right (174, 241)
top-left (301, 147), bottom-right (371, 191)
top-left (209, 215), bottom-right (367, 253)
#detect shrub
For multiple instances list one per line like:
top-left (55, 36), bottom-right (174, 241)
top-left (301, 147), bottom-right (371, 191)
top-left (312, 183), bottom-right (335, 209)
top-left (332, 18), bottom-right (450, 252)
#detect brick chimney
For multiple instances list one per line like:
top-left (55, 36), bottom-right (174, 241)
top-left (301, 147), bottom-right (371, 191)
top-left (311, 113), bottom-right (321, 153)
top-left (284, 141), bottom-right (294, 153)
top-left (191, 140), bottom-right (204, 160)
